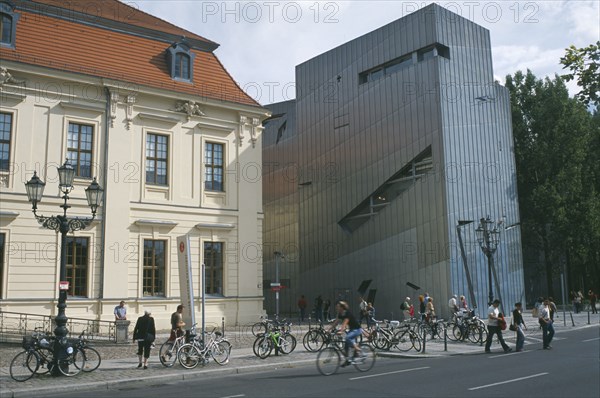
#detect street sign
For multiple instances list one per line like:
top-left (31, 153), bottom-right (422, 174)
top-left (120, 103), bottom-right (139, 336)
top-left (270, 282), bottom-right (281, 287)
top-left (59, 281), bottom-right (69, 291)
top-left (271, 286), bottom-right (281, 292)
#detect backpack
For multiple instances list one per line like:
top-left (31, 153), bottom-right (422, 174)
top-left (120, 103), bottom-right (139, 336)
top-left (400, 302), bottom-right (408, 310)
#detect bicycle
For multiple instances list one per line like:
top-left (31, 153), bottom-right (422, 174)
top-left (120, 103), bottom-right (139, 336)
top-left (177, 329), bottom-right (232, 369)
top-left (303, 322), bottom-right (343, 352)
top-left (10, 331), bottom-right (85, 381)
top-left (159, 327), bottom-right (190, 367)
top-left (253, 321), bottom-right (296, 359)
top-left (73, 331), bottom-right (101, 372)
top-left (393, 322), bottom-right (422, 352)
top-left (316, 330), bottom-right (375, 376)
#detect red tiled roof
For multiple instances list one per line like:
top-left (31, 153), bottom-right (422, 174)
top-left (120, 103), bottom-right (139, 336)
top-left (1, 1), bottom-right (260, 107)
top-left (28, 0), bottom-right (216, 45)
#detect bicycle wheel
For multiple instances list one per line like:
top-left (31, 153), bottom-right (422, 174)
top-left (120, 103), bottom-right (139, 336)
top-left (178, 344), bottom-right (201, 369)
top-left (212, 340), bottom-right (231, 365)
top-left (394, 329), bottom-right (413, 352)
top-left (373, 330), bottom-right (391, 350)
top-left (35, 347), bottom-right (54, 375)
top-left (10, 351), bottom-right (39, 382)
top-left (410, 332), bottom-right (422, 352)
top-left (80, 347), bottom-right (101, 372)
top-left (254, 336), bottom-right (272, 359)
top-left (353, 343), bottom-right (376, 372)
top-left (316, 347), bottom-right (340, 376)
top-left (251, 322), bottom-right (267, 337)
top-left (468, 324), bottom-right (486, 344)
top-left (159, 340), bottom-right (178, 367)
top-left (279, 334), bottom-right (296, 354)
top-left (446, 322), bottom-right (459, 341)
top-left (303, 330), bottom-right (325, 352)
top-left (58, 348), bottom-right (84, 377)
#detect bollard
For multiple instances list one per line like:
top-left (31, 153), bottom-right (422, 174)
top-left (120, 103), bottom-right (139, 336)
top-left (444, 327), bottom-right (448, 351)
top-left (421, 327), bottom-right (427, 353)
top-left (588, 310), bottom-right (590, 325)
top-left (479, 327), bottom-right (483, 346)
top-left (570, 312), bottom-right (575, 326)
top-left (222, 317), bottom-right (225, 337)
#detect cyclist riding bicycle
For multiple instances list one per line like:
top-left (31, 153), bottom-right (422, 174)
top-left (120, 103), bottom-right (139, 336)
top-left (328, 301), bottom-right (365, 367)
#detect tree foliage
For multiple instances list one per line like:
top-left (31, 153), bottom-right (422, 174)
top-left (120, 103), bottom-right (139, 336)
top-left (506, 70), bottom-right (600, 297)
top-left (560, 41), bottom-right (600, 106)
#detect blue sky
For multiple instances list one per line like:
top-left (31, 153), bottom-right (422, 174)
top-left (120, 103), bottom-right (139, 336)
top-left (135, 1), bottom-right (600, 105)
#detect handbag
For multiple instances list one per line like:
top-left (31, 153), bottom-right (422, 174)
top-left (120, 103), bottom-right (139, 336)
top-left (509, 323), bottom-right (517, 331)
top-left (145, 333), bottom-right (155, 343)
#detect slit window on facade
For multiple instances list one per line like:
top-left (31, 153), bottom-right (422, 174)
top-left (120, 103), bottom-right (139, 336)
top-left (0, 112), bottom-right (12, 171)
top-left (146, 133), bottom-right (169, 185)
top-left (339, 146), bottom-right (433, 233)
top-left (67, 122), bottom-right (93, 178)
top-left (204, 241), bottom-right (223, 295)
top-left (66, 237), bottom-right (88, 297)
top-left (205, 142), bottom-right (224, 191)
top-left (143, 240), bottom-right (166, 297)
top-left (359, 43), bottom-right (450, 84)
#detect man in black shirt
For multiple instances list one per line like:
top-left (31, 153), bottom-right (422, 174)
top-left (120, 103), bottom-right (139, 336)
top-left (328, 301), bottom-right (364, 366)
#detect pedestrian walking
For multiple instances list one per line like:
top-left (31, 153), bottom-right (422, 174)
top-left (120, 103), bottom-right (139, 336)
top-left (512, 302), bottom-right (526, 352)
top-left (540, 298), bottom-right (555, 350)
top-left (170, 304), bottom-right (186, 340)
top-left (418, 295), bottom-right (426, 321)
top-left (133, 310), bottom-right (156, 369)
top-left (448, 294), bottom-right (458, 320)
top-left (484, 299), bottom-right (512, 353)
top-left (401, 297), bottom-right (411, 320)
top-left (298, 295), bottom-right (307, 322)
top-left (314, 295), bottom-right (324, 323)
top-left (589, 290), bottom-right (598, 314)
top-left (358, 296), bottom-right (368, 325)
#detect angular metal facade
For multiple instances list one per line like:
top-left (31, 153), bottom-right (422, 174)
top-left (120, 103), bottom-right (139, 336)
top-left (263, 4), bottom-right (524, 320)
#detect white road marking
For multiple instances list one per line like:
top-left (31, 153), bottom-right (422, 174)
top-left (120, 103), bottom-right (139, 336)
top-left (349, 366), bottom-right (430, 380)
top-left (582, 337), bottom-right (600, 342)
top-left (489, 350), bottom-right (529, 358)
top-left (219, 395), bottom-right (245, 398)
top-left (468, 372), bottom-right (548, 391)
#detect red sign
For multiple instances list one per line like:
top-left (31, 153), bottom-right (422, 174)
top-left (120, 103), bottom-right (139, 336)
top-left (59, 281), bottom-right (69, 291)
top-left (271, 286), bottom-right (286, 292)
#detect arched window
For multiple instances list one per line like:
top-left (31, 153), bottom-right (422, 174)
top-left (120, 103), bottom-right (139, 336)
top-left (0, 2), bottom-right (19, 48)
top-left (166, 42), bottom-right (195, 82)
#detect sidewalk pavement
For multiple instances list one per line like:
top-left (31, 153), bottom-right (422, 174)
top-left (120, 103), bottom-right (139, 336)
top-left (1, 312), bottom-right (597, 398)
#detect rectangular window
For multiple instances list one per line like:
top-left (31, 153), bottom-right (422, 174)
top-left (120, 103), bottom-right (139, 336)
top-left (205, 142), bottom-right (224, 191)
top-left (143, 240), bottom-right (166, 297)
top-left (1, 13), bottom-right (13, 44)
top-left (146, 133), bottom-right (169, 185)
top-left (0, 233), bottom-right (5, 298)
top-left (0, 112), bottom-right (12, 171)
top-left (204, 242), bottom-right (223, 295)
top-left (66, 237), bottom-right (88, 297)
top-left (67, 122), bottom-right (93, 178)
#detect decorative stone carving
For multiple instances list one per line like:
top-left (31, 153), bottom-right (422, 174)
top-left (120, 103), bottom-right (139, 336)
top-left (109, 91), bottom-right (120, 128)
top-left (0, 67), bottom-right (26, 88)
top-left (0, 174), bottom-right (8, 188)
top-left (238, 115), bottom-right (248, 146)
top-left (125, 95), bottom-right (136, 130)
top-left (175, 100), bottom-right (205, 121)
top-left (251, 118), bottom-right (262, 148)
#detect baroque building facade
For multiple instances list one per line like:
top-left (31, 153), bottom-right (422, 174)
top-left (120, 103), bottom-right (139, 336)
top-left (0, 0), bottom-right (267, 328)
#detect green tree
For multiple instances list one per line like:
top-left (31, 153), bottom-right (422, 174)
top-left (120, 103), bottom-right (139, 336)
top-left (506, 70), bottom-right (599, 298)
top-left (560, 41), bottom-right (600, 106)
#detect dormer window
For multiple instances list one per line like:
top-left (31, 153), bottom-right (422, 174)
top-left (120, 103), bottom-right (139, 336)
top-left (166, 41), bottom-right (195, 82)
top-left (0, 2), bottom-right (19, 49)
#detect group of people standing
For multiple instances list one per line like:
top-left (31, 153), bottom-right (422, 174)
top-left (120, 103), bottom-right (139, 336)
top-left (113, 302), bottom-right (188, 369)
top-left (297, 294), bottom-right (335, 323)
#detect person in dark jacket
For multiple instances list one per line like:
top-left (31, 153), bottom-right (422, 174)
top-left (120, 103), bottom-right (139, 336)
top-left (512, 302), bottom-right (527, 352)
top-left (133, 310), bottom-right (156, 369)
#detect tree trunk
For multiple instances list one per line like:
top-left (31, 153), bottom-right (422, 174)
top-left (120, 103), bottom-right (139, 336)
top-left (543, 235), bottom-right (555, 298)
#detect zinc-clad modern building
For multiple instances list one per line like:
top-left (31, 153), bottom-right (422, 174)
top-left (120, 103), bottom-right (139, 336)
top-left (263, 4), bottom-right (524, 320)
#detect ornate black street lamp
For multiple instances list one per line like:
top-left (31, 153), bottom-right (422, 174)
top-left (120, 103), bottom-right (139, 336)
top-left (475, 216), bottom-right (500, 307)
top-left (25, 159), bottom-right (103, 376)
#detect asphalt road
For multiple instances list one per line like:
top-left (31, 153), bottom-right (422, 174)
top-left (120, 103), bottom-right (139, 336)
top-left (52, 326), bottom-right (599, 398)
